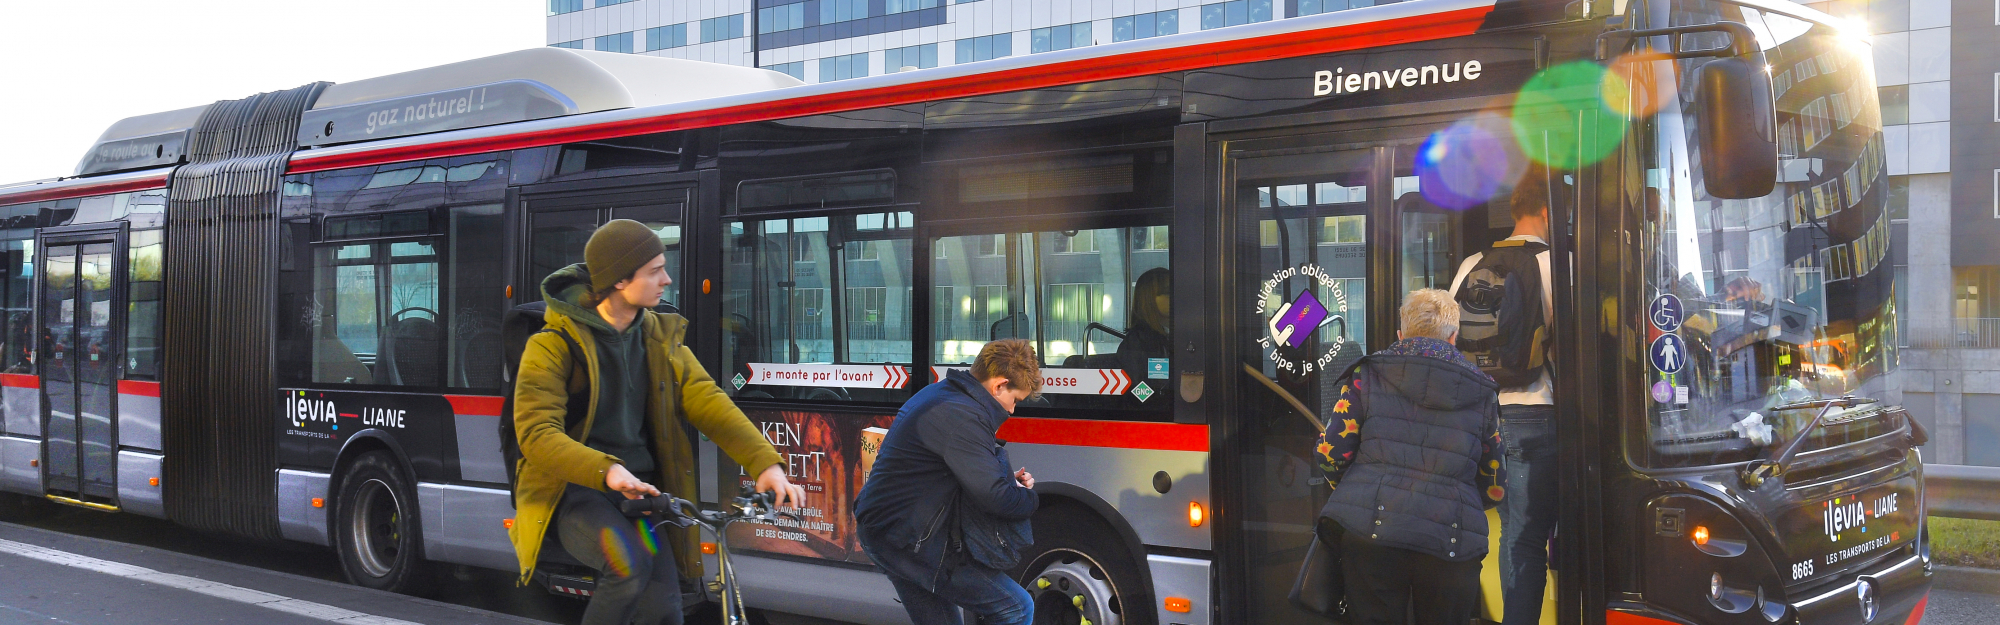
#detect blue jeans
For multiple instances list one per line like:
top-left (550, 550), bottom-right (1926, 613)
top-left (555, 484), bottom-right (684, 625)
top-left (863, 538), bottom-right (1032, 625)
top-left (1497, 405), bottom-right (1557, 625)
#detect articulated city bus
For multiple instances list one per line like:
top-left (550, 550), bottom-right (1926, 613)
top-left (0, 0), bottom-right (1930, 622)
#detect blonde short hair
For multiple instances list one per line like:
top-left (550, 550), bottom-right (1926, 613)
top-left (1399, 288), bottom-right (1461, 340)
top-left (971, 339), bottom-right (1043, 398)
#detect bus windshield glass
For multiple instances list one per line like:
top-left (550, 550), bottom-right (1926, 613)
top-left (1636, 2), bottom-right (1893, 467)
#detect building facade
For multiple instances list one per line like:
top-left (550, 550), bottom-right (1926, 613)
top-left (1787, 0), bottom-right (2000, 466)
top-left (546, 0), bottom-right (1314, 83)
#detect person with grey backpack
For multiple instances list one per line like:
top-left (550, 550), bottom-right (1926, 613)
top-left (1451, 166), bottom-right (1560, 625)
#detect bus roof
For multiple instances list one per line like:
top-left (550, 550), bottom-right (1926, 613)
top-left (0, 0), bottom-right (1851, 205)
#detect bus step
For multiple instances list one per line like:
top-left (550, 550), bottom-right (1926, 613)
top-left (545, 573), bottom-right (596, 598)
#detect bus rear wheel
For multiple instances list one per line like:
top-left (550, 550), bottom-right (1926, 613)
top-left (333, 451), bottom-right (429, 594)
top-left (1013, 507), bottom-right (1154, 625)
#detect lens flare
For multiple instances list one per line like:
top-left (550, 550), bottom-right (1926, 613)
top-left (1416, 119), bottom-right (1515, 210)
top-left (1511, 61), bottom-right (1630, 168)
top-left (635, 518), bottom-right (659, 555)
top-left (1603, 51), bottom-right (1675, 119)
top-left (598, 526), bottom-right (634, 578)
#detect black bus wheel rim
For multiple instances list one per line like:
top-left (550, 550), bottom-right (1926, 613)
top-left (348, 478), bottom-right (402, 578)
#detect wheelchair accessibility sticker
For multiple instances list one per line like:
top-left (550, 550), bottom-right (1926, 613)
top-left (1649, 294), bottom-right (1683, 332)
top-left (1255, 263), bottom-right (1351, 375)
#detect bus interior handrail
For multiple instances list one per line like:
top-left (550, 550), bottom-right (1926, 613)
top-left (1242, 363), bottom-right (1323, 432)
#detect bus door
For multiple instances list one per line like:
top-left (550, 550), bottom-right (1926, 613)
top-left (1221, 127), bottom-right (1508, 622)
top-left (518, 183), bottom-right (688, 314)
top-left (35, 225), bottom-right (127, 505)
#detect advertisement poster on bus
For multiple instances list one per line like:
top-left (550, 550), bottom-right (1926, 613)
top-left (728, 408), bottom-right (896, 563)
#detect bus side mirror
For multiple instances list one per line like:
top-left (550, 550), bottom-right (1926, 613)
top-left (1695, 56), bottom-right (1777, 199)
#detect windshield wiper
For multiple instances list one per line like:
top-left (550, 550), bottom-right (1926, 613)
top-left (1740, 395), bottom-right (1879, 488)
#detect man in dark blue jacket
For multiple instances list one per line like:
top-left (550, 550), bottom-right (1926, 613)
top-left (856, 339), bottom-right (1041, 625)
top-left (1314, 289), bottom-right (1505, 625)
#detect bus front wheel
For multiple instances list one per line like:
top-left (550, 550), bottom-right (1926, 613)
top-left (1013, 506), bottom-right (1154, 625)
top-left (332, 451), bottom-right (430, 594)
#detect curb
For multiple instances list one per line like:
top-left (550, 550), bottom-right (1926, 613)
top-left (1935, 565), bottom-right (2000, 594)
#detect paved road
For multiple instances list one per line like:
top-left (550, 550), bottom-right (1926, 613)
top-left (1919, 588), bottom-right (2000, 625)
top-left (4, 501), bottom-right (1996, 625)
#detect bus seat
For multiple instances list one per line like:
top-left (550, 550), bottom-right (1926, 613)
top-left (990, 313), bottom-right (1032, 341)
top-left (457, 322), bottom-right (504, 389)
top-left (391, 317), bottom-right (442, 387)
top-left (313, 338), bottom-right (373, 385)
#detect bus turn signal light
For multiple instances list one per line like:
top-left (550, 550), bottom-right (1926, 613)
top-left (1189, 502), bottom-right (1205, 527)
top-left (1692, 525), bottom-right (1710, 545)
top-left (311, 498), bottom-right (324, 508)
top-left (148, 477), bottom-right (159, 486)
top-left (503, 518), bottom-right (514, 529)
top-left (1164, 597), bottom-right (1192, 613)
top-left (701, 542), bottom-right (718, 554)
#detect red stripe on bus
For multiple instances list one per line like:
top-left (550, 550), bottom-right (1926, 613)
top-left (445, 395), bottom-right (506, 417)
top-left (998, 417), bottom-right (1209, 453)
top-left (0, 175), bottom-right (168, 207)
top-left (116, 380), bottom-right (161, 397)
top-left (1605, 611), bottom-right (1682, 625)
top-left (0, 374), bottom-right (37, 389)
top-left (286, 6), bottom-right (1491, 175)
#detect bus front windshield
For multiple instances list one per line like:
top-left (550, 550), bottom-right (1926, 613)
top-left (1636, 2), bottom-right (1893, 467)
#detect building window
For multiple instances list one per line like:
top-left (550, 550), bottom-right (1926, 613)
top-left (551, 39), bottom-right (587, 49)
top-left (764, 61), bottom-right (806, 81)
top-left (758, 3), bottom-right (806, 33)
top-left (822, 0), bottom-right (870, 24)
top-left (1113, 10), bottom-right (1179, 41)
top-left (701, 14), bottom-right (745, 42)
top-left (821, 52), bottom-right (871, 82)
top-left (1031, 22), bottom-right (1093, 53)
top-left (648, 24), bottom-right (688, 50)
top-left (1200, 0), bottom-right (1273, 29)
top-left (595, 32), bottom-right (634, 53)
top-left (598, 0), bottom-right (635, 5)
top-left (1994, 169), bottom-right (1999, 218)
top-left (1298, 0), bottom-right (1390, 16)
top-left (548, 0), bottom-right (585, 15)
top-left (1886, 175), bottom-right (1910, 220)
top-left (888, 0), bottom-right (940, 14)
top-left (955, 33), bottom-right (1013, 63)
top-left (1993, 72), bottom-right (1998, 122)
top-left (1879, 85), bottom-right (1909, 125)
top-left (884, 44), bottom-right (938, 72)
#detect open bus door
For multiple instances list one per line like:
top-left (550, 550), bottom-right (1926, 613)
top-left (34, 224), bottom-right (128, 511)
top-left (1215, 112), bottom-right (1573, 623)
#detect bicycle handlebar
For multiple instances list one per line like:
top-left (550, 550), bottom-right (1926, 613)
top-left (616, 488), bottom-right (800, 531)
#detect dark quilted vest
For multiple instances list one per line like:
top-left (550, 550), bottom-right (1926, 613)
top-left (1320, 354), bottom-right (1499, 562)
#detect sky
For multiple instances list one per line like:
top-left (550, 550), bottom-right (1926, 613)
top-left (0, 1), bottom-right (546, 185)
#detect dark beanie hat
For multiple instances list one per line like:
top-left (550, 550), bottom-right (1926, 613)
top-left (585, 219), bottom-right (666, 294)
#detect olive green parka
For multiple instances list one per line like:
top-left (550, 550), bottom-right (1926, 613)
top-left (509, 264), bottom-right (783, 585)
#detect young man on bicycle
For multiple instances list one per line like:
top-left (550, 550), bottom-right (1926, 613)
top-left (856, 339), bottom-right (1041, 625)
top-left (510, 219), bottom-right (805, 625)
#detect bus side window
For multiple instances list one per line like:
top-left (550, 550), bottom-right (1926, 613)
top-left (721, 212), bottom-right (915, 404)
top-left (931, 226), bottom-right (1170, 416)
top-left (125, 229), bottom-right (163, 380)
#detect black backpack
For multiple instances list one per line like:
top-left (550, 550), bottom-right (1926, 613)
top-left (1454, 240), bottom-right (1549, 388)
top-left (499, 300), bottom-right (589, 503)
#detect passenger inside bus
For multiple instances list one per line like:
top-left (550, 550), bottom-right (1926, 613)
top-left (1113, 267), bottom-right (1171, 384)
